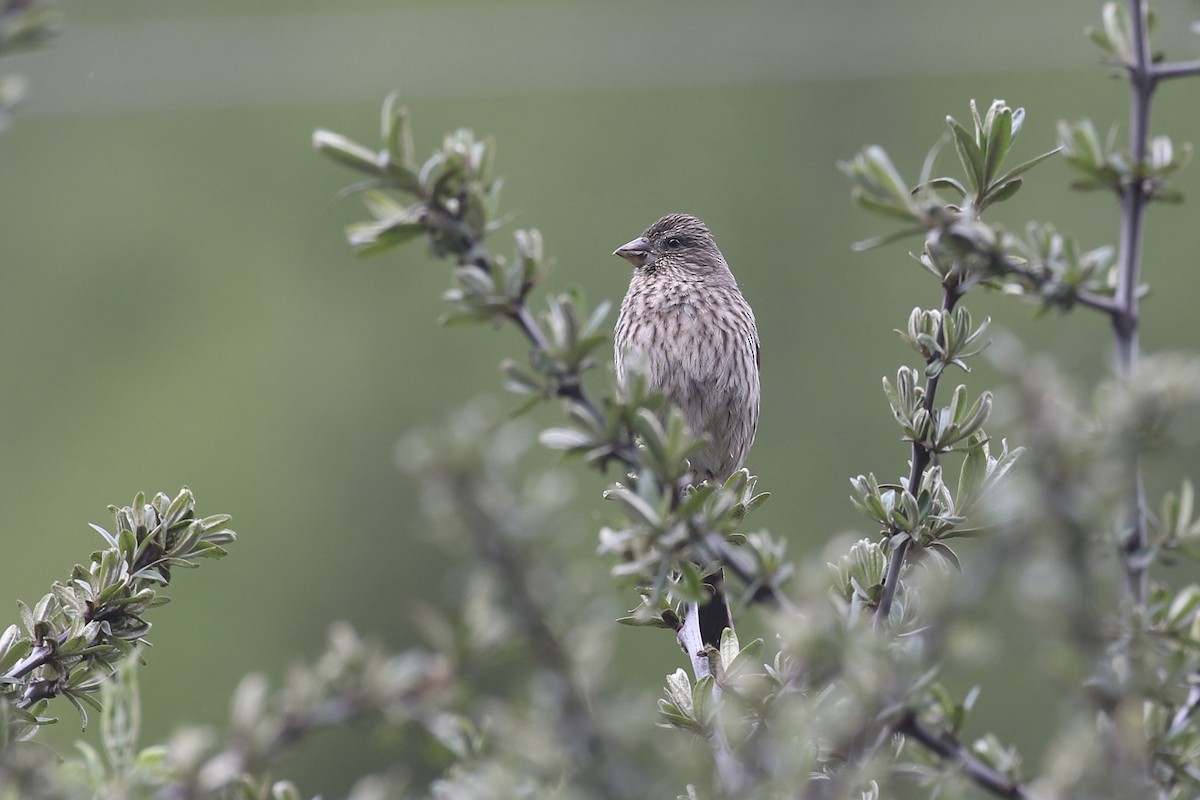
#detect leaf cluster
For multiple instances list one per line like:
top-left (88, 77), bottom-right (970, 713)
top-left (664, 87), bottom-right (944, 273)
top-left (839, 64), bottom-right (1200, 799)
top-left (840, 101), bottom-right (1045, 625)
top-left (602, 468), bottom-right (775, 627)
top-left (1059, 117), bottom-right (1190, 201)
top-left (840, 100), bottom-right (1056, 255)
top-left (0, 489), bottom-right (235, 742)
top-left (839, 95), bottom-right (1183, 318)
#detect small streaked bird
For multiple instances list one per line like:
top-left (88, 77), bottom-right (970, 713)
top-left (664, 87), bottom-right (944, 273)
top-left (612, 213), bottom-right (761, 649)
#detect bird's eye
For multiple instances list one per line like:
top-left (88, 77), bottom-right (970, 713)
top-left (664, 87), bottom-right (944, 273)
top-left (665, 237), bottom-right (682, 250)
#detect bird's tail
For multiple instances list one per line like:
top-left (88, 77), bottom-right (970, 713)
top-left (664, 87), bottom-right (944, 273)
top-left (696, 567), bottom-right (733, 650)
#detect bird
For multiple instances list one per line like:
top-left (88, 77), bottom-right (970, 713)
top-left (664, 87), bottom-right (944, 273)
top-left (612, 213), bottom-right (760, 650)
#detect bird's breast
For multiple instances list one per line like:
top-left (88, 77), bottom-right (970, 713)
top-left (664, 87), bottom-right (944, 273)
top-left (615, 283), bottom-right (757, 395)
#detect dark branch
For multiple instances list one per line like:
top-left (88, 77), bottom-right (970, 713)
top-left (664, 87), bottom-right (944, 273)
top-left (897, 712), bottom-right (1032, 799)
top-left (1153, 59), bottom-right (1200, 82)
top-left (1113, 0), bottom-right (1154, 606)
top-left (994, 256), bottom-right (1122, 317)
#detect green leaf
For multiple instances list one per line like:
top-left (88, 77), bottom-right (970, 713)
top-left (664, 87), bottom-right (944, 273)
top-left (863, 145), bottom-right (911, 201)
top-left (850, 189), bottom-right (918, 223)
top-left (312, 130), bottom-right (383, 176)
top-left (850, 226), bottom-right (926, 252)
top-left (1101, 1), bottom-right (1133, 63)
top-left (947, 116), bottom-right (985, 193)
top-left (1151, 187), bottom-right (1185, 204)
top-left (928, 541), bottom-right (962, 571)
top-left (678, 562), bottom-right (706, 602)
top-left (676, 483), bottom-right (718, 518)
top-left (912, 177), bottom-right (968, 199)
top-left (981, 178), bottom-right (1023, 210)
top-left (0, 624), bottom-right (29, 673)
top-left (345, 220), bottom-right (425, 256)
top-left (604, 485), bottom-right (662, 528)
top-left (1166, 586), bottom-right (1200, 629)
top-left (538, 427), bottom-right (592, 451)
top-left (726, 636), bottom-right (765, 678)
top-left (1173, 480), bottom-right (1195, 541)
top-left (692, 676), bottom-right (715, 726)
top-left (380, 91), bottom-right (414, 169)
top-left (718, 626), bottom-right (740, 673)
top-left (580, 299), bottom-right (612, 338)
top-left (665, 668), bottom-right (694, 719)
top-left (360, 189), bottom-right (409, 221)
top-left (61, 691), bottom-right (90, 732)
top-left (957, 440), bottom-right (986, 509)
top-left (438, 308), bottom-right (493, 327)
top-left (982, 104), bottom-right (1013, 185)
top-left (994, 147), bottom-right (1062, 186)
top-left (956, 391), bottom-right (992, 440)
top-left (1064, 119), bottom-right (1105, 170)
top-left (616, 614), bottom-right (672, 629)
top-left (742, 491), bottom-right (770, 516)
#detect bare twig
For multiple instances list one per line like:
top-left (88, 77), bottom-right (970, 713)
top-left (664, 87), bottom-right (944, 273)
top-left (4, 643), bottom-right (56, 689)
top-left (1113, 0), bottom-right (1155, 605)
top-left (1153, 59), bottom-right (1200, 82)
top-left (896, 712), bottom-right (1032, 799)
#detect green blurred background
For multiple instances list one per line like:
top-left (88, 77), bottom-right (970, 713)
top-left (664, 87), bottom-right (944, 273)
top-left (2, 0), bottom-right (1199, 793)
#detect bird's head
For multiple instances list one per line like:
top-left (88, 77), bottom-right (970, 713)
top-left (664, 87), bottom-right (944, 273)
top-left (613, 213), bottom-right (727, 276)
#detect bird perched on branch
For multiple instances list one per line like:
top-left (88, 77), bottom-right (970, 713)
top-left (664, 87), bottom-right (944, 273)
top-left (613, 213), bottom-right (761, 650)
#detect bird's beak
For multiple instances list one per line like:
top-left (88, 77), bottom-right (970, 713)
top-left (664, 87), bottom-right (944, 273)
top-left (613, 236), bottom-right (656, 268)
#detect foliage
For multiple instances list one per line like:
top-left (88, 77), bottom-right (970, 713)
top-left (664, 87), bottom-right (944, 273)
top-left (5, 1), bottom-right (1200, 799)
top-left (312, 95), bottom-right (791, 630)
top-left (0, 489), bottom-right (236, 793)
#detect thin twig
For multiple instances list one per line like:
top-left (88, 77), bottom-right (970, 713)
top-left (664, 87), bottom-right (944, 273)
top-left (1114, 0), bottom-right (1154, 606)
top-left (995, 256), bottom-right (1122, 316)
top-left (1153, 59), bottom-right (1200, 82)
top-left (896, 712), bottom-right (1032, 799)
top-left (506, 297), bottom-right (646, 469)
top-left (509, 302), bottom-right (553, 354)
top-left (1072, 290), bottom-right (1123, 316)
top-left (4, 643), bottom-right (55, 688)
